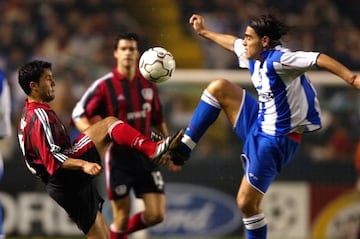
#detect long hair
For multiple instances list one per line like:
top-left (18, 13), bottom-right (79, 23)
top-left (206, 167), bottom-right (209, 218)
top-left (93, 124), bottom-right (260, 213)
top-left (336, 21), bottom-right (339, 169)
top-left (249, 14), bottom-right (290, 47)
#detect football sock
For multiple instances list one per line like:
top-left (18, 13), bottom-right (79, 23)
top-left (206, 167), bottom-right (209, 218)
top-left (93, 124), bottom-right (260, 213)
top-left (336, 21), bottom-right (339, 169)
top-left (243, 213), bottom-right (267, 239)
top-left (110, 224), bottom-right (128, 239)
top-left (181, 90), bottom-right (221, 153)
top-left (127, 212), bottom-right (149, 234)
top-left (108, 121), bottom-right (156, 158)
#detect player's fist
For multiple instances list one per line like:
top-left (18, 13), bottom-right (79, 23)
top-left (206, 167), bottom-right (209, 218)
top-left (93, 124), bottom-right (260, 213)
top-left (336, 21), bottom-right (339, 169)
top-left (83, 162), bottom-right (102, 176)
top-left (352, 75), bottom-right (360, 90)
top-left (189, 14), bottom-right (205, 34)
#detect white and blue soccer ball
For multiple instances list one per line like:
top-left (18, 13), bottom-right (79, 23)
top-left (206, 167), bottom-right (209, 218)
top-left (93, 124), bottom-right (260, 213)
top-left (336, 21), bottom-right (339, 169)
top-left (139, 47), bottom-right (176, 83)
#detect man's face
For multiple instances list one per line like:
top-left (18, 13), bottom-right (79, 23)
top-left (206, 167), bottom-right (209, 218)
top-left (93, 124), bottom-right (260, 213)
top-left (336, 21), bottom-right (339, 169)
top-left (114, 39), bottom-right (139, 68)
top-left (32, 68), bottom-right (55, 102)
top-left (242, 26), bottom-right (266, 60)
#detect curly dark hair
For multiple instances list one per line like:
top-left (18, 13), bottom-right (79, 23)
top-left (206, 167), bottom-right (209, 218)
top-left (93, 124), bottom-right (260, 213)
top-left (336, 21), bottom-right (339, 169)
top-left (18, 60), bottom-right (52, 95)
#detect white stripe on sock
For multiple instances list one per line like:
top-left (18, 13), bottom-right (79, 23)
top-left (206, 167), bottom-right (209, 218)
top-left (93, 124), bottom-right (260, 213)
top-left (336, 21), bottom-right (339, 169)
top-left (201, 90), bottom-right (221, 108)
top-left (181, 134), bottom-right (196, 150)
top-left (243, 213), bottom-right (267, 230)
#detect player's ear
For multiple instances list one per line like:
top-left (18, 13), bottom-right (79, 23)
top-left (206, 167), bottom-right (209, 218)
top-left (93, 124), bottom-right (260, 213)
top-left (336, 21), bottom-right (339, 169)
top-left (262, 36), bottom-right (270, 48)
top-left (30, 81), bottom-right (38, 89)
top-left (29, 81), bottom-right (39, 93)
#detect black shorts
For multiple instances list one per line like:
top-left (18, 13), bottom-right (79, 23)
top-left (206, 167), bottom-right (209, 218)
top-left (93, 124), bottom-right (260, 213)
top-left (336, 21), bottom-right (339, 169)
top-left (45, 134), bottom-right (104, 234)
top-left (46, 181), bottom-right (103, 234)
top-left (106, 145), bottom-right (165, 200)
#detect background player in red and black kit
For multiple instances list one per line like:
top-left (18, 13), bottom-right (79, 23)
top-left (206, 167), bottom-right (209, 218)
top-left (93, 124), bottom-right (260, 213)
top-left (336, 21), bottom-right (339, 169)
top-left (72, 33), bottom-right (179, 239)
top-left (17, 60), bottom-right (182, 239)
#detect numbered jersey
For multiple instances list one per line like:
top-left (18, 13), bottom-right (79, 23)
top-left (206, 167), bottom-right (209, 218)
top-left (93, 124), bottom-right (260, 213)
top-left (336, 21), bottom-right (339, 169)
top-left (72, 68), bottom-right (164, 136)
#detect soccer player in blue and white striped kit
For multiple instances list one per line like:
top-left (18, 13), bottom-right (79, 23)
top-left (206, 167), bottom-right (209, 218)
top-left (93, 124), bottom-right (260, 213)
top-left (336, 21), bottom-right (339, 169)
top-left (170, 13), bottom-right (360, 239)
top-left (0, 70), bottom-right (11, 239)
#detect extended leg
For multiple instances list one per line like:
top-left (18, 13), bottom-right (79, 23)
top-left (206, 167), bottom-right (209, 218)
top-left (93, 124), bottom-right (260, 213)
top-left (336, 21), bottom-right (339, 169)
top-left (171, 79), bottom-right (244, 165)
top-left (85, 116), bottom-right (183, 165)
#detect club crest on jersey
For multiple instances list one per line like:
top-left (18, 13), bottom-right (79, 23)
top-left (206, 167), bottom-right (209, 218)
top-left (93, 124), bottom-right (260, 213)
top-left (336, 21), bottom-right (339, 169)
top-left (259, 92), bottom-right (274, 102)
top-left (141, 88), bottom-right (154, 101)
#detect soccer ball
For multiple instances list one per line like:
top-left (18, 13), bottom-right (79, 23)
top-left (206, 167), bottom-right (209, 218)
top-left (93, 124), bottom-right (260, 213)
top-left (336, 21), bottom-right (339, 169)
top-left (139, 47), bottom-right (176, 83)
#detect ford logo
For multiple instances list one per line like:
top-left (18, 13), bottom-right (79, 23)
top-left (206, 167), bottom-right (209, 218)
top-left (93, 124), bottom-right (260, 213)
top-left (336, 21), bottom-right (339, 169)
top-left (149, 183), bottom-right (242, 236)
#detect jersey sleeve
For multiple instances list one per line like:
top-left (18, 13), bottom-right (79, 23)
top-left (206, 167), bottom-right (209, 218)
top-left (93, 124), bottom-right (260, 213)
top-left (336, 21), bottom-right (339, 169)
top-left (72, 79), bottom-right (105, 121)
top-left (32, 109), bottom-right (68, 175)
top-left (273, 51), bottom-right (320, 80)
top-left (280, 51), bottom-right (319, 70)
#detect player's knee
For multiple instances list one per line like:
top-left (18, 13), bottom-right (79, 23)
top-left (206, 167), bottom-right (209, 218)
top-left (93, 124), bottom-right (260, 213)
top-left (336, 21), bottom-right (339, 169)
top-left (208, 78), bottom-right (229, 90)
top-left (237, 197), bottom-right (259, 217)
top-left (145, 212), bottom-right (165, 225)
top-left (103, 116), bottom-right (118, 125)
top-left (207, 78), bottom-right (233, 98)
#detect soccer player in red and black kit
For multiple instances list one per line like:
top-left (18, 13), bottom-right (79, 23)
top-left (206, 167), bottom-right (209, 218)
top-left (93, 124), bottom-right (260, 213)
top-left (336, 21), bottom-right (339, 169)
top-left (17, 60), bottom-right (182, 239)
top-left (72, 33), bottom-right (179, 239)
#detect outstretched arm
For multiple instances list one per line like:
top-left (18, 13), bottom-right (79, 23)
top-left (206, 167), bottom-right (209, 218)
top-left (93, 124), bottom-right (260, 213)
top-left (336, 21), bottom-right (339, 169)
top-left (316, 53), bottom-right (360, 89)
top-left (189, 14), bottom-right (238, 52)
top-left (62, 157), bottom-right (102, 176)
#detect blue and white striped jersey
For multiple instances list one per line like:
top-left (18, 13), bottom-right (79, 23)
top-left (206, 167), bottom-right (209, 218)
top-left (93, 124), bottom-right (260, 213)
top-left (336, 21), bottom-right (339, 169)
top-left (0, 71), bottom-right (11, 138)
top-left (234, 39), bottom-right (321, 136)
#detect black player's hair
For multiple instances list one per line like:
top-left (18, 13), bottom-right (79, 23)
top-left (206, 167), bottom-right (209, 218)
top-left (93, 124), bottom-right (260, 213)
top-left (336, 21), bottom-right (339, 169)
top-left (18, 60), bottom-right (52, 95)
top-left (249, 14), bottom-right (290, 47)
top-left (114, 32), bottom-right (140, 50)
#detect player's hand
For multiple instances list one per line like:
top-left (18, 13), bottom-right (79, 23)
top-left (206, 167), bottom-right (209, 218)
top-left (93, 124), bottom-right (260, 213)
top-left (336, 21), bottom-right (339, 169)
top-left (82, 162), bottom-right (102, 176)
top-left (167, 160), bottom-right (182, 172)
top-left (352, 75), bottom-right (360, 89)
top-left (153, 153), bottom-right (172, 166)
top-left (189, 14), bottom-right (205, 34)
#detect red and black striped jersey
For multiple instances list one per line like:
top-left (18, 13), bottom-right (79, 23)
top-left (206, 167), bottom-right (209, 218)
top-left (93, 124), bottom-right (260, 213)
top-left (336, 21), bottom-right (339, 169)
top-left (72, 68), bottom-right (164, 136)
top-left (18, 100), bottom-right (70, 180)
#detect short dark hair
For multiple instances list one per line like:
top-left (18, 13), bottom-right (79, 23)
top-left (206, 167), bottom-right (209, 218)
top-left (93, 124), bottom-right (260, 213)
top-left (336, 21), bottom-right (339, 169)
top-left (18, 60), bottom-right (52, 95)
top-left (249, 14), bottom-right (289, 46)
top-left (113, 32), bottom-right (140, 50)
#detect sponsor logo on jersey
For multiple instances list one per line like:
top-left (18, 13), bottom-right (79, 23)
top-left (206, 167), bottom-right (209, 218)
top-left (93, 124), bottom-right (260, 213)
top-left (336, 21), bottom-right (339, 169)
top-left (117, 94), bottom-right (125, 101)
top-left (127, 103), bottom-right (152, 120)
top-left (141, 88), bottom-right (154, 101)
top-left (259, 91), bottom-right (274, 101)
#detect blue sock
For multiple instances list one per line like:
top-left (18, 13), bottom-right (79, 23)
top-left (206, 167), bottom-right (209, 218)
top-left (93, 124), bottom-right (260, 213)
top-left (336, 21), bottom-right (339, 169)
top-left (245, 225), bottom-right (267, 239)
top-left (243, 213), bottom-right (267, 239)
top-left (180, 90), bottom-right (221, 154)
